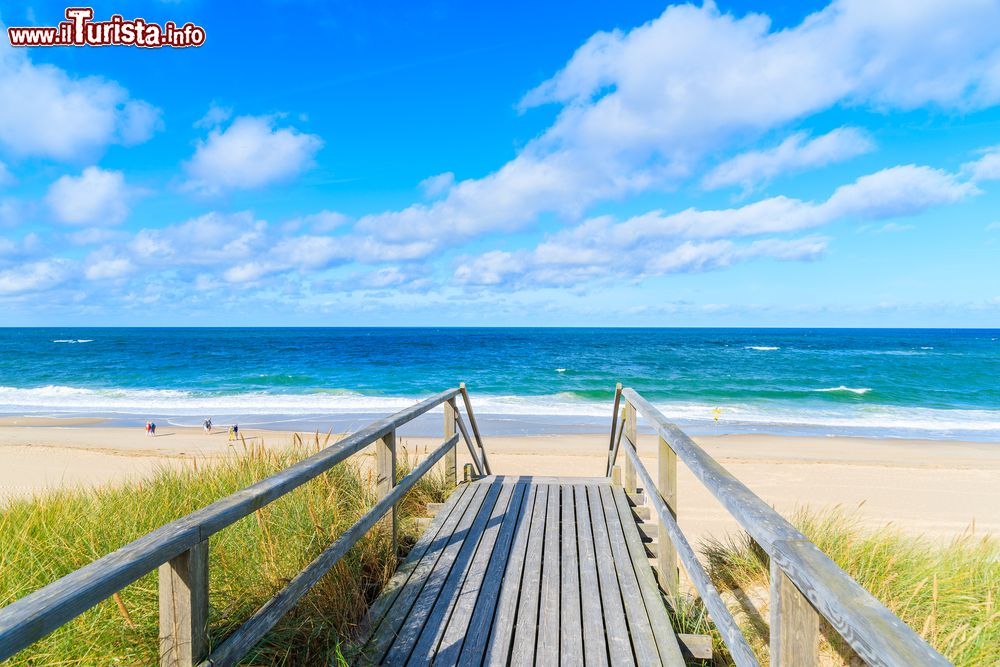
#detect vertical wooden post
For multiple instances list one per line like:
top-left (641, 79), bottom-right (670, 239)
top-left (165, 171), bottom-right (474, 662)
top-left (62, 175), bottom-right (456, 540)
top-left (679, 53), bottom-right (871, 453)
top-left (657, 435), bottom-right (679, 598)
top-left (769, 559), bottom-right (820, 666)
top-left (623, 401), bottom-right (637, 495)
top-left (444, 398), bottom-right (458, 487)
top-left (159, 540), bottom-right (209, 667)
top-left (611, 465), bottom-right (622, 486)
top-left (376, 428), bottom-right (397, 556)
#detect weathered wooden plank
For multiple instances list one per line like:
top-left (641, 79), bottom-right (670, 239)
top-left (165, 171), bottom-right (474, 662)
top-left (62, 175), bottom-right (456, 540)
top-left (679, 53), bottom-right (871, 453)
top-left (510, 483), bottom-right (550, 667)
top-left (677, 634), bottom-right (713, 661)
top-left (586, 484), bottom-right (634, 667)
top-left (610, 486), bottom-right (685, 667)
top-left (483, 484), bottom-right (538, 665)
top-left (158, 540), bottom-right (209, 667)
top-left (622, 389), bottom-right (950, 667)
top-left (203, 435), bottom-right (461, 667)
top-left (444, 399), bottom-right (458, 487)
top-left (0, 388), bottom-right (463, 663)
top-left (770, 557), bottom-right (819, 666)
top-left (574, 485), bottom-right (608, 667)
top-left (360, 483), bottom-right (471, 647)
top-left (560, 485), bottom-right (583, 667)
top-left (376, 429), bottom-right (397, 556)
top-left (379, 481), bottom-right (493, 665)
top-left (623, 401), bottom-right (638, 494)
top-left (599, 484), bottom-right (660, 666)
top-left (537, 484), bottom-right (561, 666)
top-left (456, 481), bottom-right (529, 666)
top-left (406, 480), bottom-right (505, 663)
top-left (622, 440), bottom-right (759, 667)
top-left (454, 412), bottom-right (485, 477)
top-left (606, 382), bottom-right (622, 475)
top-left (657, 435), bottom-right (678, 599)
top-left (364, 481), bottom-right (479, 662)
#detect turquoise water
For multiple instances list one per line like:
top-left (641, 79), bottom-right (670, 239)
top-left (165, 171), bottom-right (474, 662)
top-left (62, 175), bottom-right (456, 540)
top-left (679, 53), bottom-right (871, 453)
top-left (0, 328), bottom-right (997, 439)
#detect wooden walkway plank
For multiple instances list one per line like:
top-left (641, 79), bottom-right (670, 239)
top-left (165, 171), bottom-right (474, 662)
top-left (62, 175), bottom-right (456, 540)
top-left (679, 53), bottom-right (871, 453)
top-left (431, 481), bottom-right (517, 665)
top-left (364, 483), bottom-right (481, 662)
top-left (406, 479), bottom-right (506, 664)
top-left (610, 486), bottom-right (686, 666)
top-left (586, 484), bottom-right (635, 667)
top-left (574, 484), bottom-right (609, 667)
top-left (560, 485), bottom-right (583, 667)
top-left (598, 484), bottom-right (664, 667)
top-left (385, 484), bottom-right (500, 665)
top-left (537, 484), bottom-right (561, 666)
top-left (454, 481), bottom-right (529, 666)
top-left (362, 484), bottom-right (471, 638)
top-left (509, 483), bottom-right (550, 667)
top-left (376, 482), bottom-right (492, 664)
top-left (482, 483), bottom-right (539, 666)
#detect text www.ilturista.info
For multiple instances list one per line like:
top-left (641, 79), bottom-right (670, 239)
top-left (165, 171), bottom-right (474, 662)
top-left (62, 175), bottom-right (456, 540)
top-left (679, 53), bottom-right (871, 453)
top-left (7, 7), bottom-right (205, 48)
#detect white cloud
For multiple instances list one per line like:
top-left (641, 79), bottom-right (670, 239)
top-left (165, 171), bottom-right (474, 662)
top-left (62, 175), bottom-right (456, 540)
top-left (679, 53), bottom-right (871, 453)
top-left (194, 103), bottom-right (233, 129)
top-left (46, 167), bottom-right (131, 226)
top-left (131, 211), bottom-right (268, 266)
top-left (419, 172), bottom-right (455, 198)
top-left (0, 40), bottom-right (161, 160)
top-left (455, 163), bottom-right (976, 288)
top-left (873, 222), bottom-right (914, 233)
top-left (84, 253), bottom-right (134, 280)
top-left (962, 145), bottom-right (1000, 181)
top-left (351, 1), bottom-right (1000, 251)
top-left (703, 127), bottom-right (874, 192)
top-left (0, 259), bottom-right (70, 294)
top-left (183, 116), bottom-right (323, 194)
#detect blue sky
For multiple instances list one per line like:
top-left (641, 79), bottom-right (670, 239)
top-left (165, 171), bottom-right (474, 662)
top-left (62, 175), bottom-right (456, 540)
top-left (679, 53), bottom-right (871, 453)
top-left (0, 0), bottom-right (999, 326)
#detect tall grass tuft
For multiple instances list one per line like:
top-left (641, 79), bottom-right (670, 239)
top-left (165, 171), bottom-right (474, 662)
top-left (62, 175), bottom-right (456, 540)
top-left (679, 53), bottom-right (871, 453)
top-left (698, 507), bottom-right (999, 666)
top-left (0, 435), bottom-right (449, 666)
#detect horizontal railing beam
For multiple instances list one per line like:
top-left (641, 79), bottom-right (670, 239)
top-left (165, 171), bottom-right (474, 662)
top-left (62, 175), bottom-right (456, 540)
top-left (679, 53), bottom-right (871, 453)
top-left (0, 388), bottom-right (462, 662)
top-left (200, 433), bottom-right (460, 667)
top-left (620, 388), bottom-right (951, 667)
top-left (623, 439), bottom-right (759, 667)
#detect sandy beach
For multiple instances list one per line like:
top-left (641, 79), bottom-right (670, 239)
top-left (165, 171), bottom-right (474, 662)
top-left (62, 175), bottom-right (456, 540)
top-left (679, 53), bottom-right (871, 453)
top-left (1, 418), bottom-right (996, 548)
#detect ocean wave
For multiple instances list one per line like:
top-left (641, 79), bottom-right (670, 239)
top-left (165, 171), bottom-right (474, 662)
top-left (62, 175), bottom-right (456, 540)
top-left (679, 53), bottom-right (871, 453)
top-left (0, 385), bottom-right (998, 435)
top-left (555, 368), bottom-right (567, 373)
top-left (52, 339), bottom-right (93, 344)
top-left (746, 346), bottom-right (779, 351)
top-left (813, 386), bottom-right (872, 395)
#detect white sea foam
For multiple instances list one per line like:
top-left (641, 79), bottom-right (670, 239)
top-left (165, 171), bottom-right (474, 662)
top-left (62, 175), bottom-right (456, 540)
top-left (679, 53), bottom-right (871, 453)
top-left (0, 385), bottom-right (998, 435)
top-left (746, 346), bottom-right (779, 351)
top-left (52, 339), bottom-right (93, 344)
top-left (813, 386), bottom-right (871, 395)
top-left (555, 368), bottom-right (566, 373)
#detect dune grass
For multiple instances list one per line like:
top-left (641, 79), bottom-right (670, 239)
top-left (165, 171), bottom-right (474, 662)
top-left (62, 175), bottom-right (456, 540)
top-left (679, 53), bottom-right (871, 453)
top-left (691, 507), bottom-right (999, 666)
top-left (0, 434), bottom-right (450, 666)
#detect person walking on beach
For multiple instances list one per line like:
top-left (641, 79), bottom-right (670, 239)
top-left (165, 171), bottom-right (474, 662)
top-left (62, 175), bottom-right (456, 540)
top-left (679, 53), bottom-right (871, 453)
top-left (228, 424), bottom-right (239, 441)
top-left (203, 418), bottom-right (212, 434)
top-left (150, 422), bottom-right (156, 437)
top-left (145, 421), bottom-right (151, 437)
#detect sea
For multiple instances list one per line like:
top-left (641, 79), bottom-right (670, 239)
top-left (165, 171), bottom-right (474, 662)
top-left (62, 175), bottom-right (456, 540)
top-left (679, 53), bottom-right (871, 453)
top-left (0, 328), bottom-right (997, 441)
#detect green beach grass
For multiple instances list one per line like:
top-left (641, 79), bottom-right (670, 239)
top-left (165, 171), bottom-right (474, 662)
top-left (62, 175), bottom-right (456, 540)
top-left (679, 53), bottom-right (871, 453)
top-left (692, 508), bottom-right (999, 666)
top-left (0, 435), bottom-right (449, 666)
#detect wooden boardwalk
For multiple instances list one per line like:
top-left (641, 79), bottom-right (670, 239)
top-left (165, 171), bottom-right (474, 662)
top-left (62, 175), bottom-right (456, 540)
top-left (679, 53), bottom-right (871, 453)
top-left (358, 476), bottom-right (686, 666)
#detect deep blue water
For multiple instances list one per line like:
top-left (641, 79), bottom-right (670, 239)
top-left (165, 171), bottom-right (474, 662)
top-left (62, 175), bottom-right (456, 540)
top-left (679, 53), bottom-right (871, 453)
top-left (0, 328), bottom-right (997, 439)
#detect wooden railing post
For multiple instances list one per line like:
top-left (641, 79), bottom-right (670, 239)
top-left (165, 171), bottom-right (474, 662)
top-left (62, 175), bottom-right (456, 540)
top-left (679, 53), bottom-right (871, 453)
top-left (623, 401), bottom-right (637, 494)
top-left (769, 558), bottom-right (819, 666)
top-left (376, 428), bottom-right (397, 556)
top-left (444, 398), bottom-right (458, 486)
top-left (657, 434), bottom-right (679, 598)
top-left (159, 540), bottom-right (209, 667)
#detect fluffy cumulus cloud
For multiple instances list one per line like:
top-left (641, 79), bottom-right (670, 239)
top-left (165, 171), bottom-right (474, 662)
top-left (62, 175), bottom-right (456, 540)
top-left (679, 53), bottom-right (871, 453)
top-left (0, 259), bottom-right (71, 295)
top-left (46, 167), bottom-right (132, 226)
top-left (0, 40), bottom-right (161, 160)
top-left (454, 163), bottom-right (978, 288)
top-left (702, 127), bottom-right (874, 192)
top-left (350, 0), bottom-right (1000, 252)
top-left (184, 115), bottom-right (323, 194)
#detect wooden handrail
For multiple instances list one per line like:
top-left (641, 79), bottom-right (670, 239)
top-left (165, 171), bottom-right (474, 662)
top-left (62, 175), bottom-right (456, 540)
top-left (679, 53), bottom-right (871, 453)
top-left (613, 387), bottom-right (951, 667)
top-left (460, 383), bottom-right (492, 475)
top-left (0, 387), bottom-right (477, 665)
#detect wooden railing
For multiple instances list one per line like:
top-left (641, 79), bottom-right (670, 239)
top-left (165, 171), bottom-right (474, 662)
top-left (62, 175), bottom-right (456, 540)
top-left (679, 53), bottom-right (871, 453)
top-left (606, 384), bottom-right (952, 667)
top-left (0, 384), bottom-right (490, 667)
